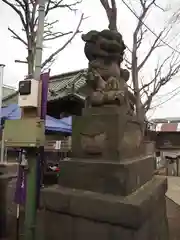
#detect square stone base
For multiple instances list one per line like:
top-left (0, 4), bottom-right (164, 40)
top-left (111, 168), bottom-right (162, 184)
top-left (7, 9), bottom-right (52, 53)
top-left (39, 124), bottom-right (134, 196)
top-left (58, 155), bottom-right (154, 196)
top-left (40, 176), bottom-right (169, 240)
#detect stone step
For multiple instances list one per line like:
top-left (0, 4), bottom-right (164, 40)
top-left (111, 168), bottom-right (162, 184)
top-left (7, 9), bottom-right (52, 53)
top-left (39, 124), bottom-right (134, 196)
top-left (58, 155), bottom-right (154, 196)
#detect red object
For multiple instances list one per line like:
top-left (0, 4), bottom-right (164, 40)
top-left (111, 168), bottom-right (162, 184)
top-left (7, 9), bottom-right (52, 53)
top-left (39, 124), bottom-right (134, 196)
top-left (161, 123), bottom-right (178, 132)
top-left (155, 123), bottom-right (180, 132)
top-left (55, 167), bottom-right (60, 172)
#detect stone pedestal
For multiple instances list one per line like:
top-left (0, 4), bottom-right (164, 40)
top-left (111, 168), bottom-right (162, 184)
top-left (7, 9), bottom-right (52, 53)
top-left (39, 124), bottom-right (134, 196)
top-left (58, 156), bottom-right (154, 196)
top-left (40, 106), bottom-right (169, 240)
top-left (72, 105), bottom-right (144, 161)
top-left (40, 177), bottom-right (168, 240)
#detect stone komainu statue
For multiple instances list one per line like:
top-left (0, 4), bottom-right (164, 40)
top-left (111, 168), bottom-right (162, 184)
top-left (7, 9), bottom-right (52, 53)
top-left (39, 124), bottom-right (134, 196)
top-left (82, 29), bottom-right (135, 115)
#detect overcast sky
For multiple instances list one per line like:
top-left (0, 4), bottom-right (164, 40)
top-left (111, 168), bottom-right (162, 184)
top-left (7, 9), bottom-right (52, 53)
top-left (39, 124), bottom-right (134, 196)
top-left (0, 0), bottom-right (180, 119)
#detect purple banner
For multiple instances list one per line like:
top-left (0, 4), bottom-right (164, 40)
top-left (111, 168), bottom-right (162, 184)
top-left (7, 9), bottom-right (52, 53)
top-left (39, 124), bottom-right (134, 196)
top-left (40, 71), bottom-right (50, 120)
top-left (36, 71), bottom-right (50, 208)
top-left (14, 151), bottom-right (27, 205)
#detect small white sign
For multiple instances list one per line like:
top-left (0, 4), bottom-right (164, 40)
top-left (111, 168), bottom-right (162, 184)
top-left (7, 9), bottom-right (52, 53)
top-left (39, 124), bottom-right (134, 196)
top-left (55, 140), bottom-right (61, 150)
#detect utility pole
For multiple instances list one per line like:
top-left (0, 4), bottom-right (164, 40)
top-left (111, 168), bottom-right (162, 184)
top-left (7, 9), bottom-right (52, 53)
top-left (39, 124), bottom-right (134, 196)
top-left (24, 0), bottom-right (46, 239)
top-left (0, 64), bottom-right (5, 164)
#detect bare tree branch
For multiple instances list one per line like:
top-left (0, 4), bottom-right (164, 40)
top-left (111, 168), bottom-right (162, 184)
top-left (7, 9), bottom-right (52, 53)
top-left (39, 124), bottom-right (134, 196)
top-left (46, 0), bottom-right (82, 13)
top-left (128, 0), bottom-right (158, 121)
top-left (143, 51), bottom-right (180, 111)
top-left (44, 31), bottom-right (73, 41)
top-left (153, 2), bottom-right (165, 12)
top-left (137, 31), bottom-right (163, 71)
top-left (120, 0), bottom-right (179, 118)
top-left (170, 7), bottom-right (180, 24)
top-left (8, 27), bottom-right (27, 46)
top-left (2, 0), bottom-right (83, 75)
top-left (41, 13), bottom-right (84, 69)
top-left (100, 0), bottom-right (117, 30)
top-left (137, 28), bottom-right (147, 49)
top-left (2, 0), bottom-right (26, 29)
top-left (139, 55), bottom-right (172, 92)
top-left (43, 19), bottom-right (73, 41)
top-left (138, 24), bottom-right (173, 71)
top-left (31, 0), bottom-right (38, 31)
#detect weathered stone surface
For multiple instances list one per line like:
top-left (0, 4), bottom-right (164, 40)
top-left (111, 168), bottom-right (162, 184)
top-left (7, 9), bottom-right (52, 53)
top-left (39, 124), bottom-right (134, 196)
top-left (82, 29), bottom-right (128, 107)
top-left (41, 176), bottom-right (167, 229)
top-left (58, 155), bottom-right (154, 196)
top-left (40, 211), bottom-right (73, 240)
top-left (40, 176), bottom-right (168, 240)
top-left (72, 105), bottom-right (145, 161)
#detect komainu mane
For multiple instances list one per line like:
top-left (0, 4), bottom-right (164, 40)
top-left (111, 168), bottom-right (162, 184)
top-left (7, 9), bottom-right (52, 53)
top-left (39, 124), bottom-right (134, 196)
top-left (82, 29), bottom-right (135, 115)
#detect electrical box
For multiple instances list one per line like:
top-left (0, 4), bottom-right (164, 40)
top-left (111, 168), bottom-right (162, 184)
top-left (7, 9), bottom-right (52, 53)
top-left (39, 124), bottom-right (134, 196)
top-left (18, 79), bottom-right (39, 108)
top-left (4, 118), bottom-right (45, 148)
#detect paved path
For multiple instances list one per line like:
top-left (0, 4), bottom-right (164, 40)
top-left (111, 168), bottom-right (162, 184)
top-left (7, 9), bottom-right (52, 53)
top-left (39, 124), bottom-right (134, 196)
top-left (166, 176), bottom-right (180, 205)
top-left (164, 177), bottom-right (180, 239)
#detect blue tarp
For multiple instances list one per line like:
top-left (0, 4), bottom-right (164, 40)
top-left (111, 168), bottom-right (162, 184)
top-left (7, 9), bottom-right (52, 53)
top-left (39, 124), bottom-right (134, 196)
top-left (60, 116), bottom-right (72, 127)
top-left (1, 104), bottom-right (21, 120)
top-left (1, 104), bottom-right (72, 133)
top-left (45, 115), bottom-right (71, 133)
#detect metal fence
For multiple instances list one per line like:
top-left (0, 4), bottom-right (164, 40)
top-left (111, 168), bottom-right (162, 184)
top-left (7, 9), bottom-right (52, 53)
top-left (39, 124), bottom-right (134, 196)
top-left (3, 138), bottom-right (72, 164)
top-left (154, 151), bottom-right (180, 176)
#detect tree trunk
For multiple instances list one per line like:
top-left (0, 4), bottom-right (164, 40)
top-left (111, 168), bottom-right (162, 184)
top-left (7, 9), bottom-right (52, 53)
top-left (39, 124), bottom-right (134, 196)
top-left (27, 38), bottom-right (35, 76)
top-left (132, 39), bottom-right (145, 128)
